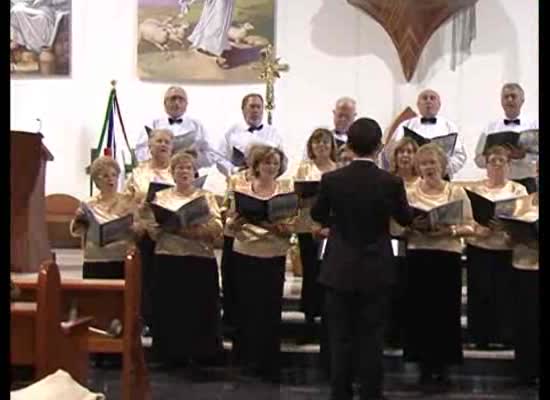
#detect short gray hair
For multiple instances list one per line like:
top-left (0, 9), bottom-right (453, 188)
top-left (501, 82), bottom-right (524, 98)
top-left (335, 97), bottom-right (356, 109)
top-left (90, 156), bottom-right (120, 185)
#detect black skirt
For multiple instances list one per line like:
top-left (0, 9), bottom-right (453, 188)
top-left (137, 233), bottom-right (156, 327)
top-left (82, 261), bottom-right (124, 279)
top-left (404, 249), bottom-right (463, 367)
top-left (220, 235), bottom-right (237, 330)
top-left (232, 251), bottom-right (286, 375)
top-left (153, 254), bottom-right (222, 363)
top-left (466, 245), bottom-right (514, 345)
top-left (298, 233), bottom-right (323, 318)
top-left (512, 267), bottom-right (539, 380)
top-left (385, 254), bottom-right (408, 347)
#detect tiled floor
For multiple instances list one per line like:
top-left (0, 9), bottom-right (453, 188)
top-left (86, 363), bottom-right (539, 400)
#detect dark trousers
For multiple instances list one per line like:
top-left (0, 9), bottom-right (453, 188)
top-left (298, 233), bottom-right (323, 319)
top-left (325, 287), bottom-right (389, 400)
top-left (137, 234), bottom-right (156, 328)
top-left (466, 245), bottom-right (514, 345)
top-left (386, 255), bottom-right (408, 348)
top-left (512, 177), bottom-right (537, 194)
top-left (513, 268), bottom-right (539, 380)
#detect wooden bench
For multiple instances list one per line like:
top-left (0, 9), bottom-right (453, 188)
top-left (12, 248), bottom-right (151, 400)
top-left (11, 260), bottom-right (93, 385)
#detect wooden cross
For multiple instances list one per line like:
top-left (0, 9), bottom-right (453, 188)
top-left (254, 45), bottom-right (289, 125)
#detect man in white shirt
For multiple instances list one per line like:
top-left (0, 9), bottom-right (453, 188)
top-left (302, 97), bottom-right (357, 159)
top-left (474, 83), bottom-right (538, 193)
top-left (215, 93), bottom-right (283, 176)
top-left (388, 89), bottom-right (467, 179)
top-left (134, 86), bottom-right (214, 169)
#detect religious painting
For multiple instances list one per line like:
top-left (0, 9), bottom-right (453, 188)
top-left (10, 0), bottom-right (72, 77)
top-left (137, 0), bottom-right (275, 83)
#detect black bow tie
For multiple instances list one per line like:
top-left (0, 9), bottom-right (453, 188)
top-left (420, 117), bottom-right (437, 124)
top-left (334, 130), bottom-right (345, 136)
top-left (248, 124), bottom-right (263, 133)
top-left (169, 118), bottom-right (183, 125)
top-left (504, 118), bottom-right (520, 125)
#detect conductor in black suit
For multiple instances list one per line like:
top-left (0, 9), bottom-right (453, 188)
top-left (311, 118), bottom-right (413, 400)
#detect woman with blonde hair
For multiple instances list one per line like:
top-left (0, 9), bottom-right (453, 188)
top-left (124, 129), bottom-right (175, 334)
top-left (403, 143), bottom-right (475, 387)
top-left (71, 156), bottom-right (138, 279)
top-left (142, 151), bottom-right (223, 369)
top-left (386, 136), bottom-right (419, 348)
top-left (226, 144), bottom-right (294, 382)
top-left (294, 128), bottom-right (338, 344)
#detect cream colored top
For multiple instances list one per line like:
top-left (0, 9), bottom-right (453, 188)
top-left (70, 192), bottom-right (137, 262)
top-left (146, 188), bottom-right (223, 258)
top-left (464, 180), bottom-right (528, 251)
top-left (222, 169), bottom-right (251, 237)
top-left (389, 176), bottom-right (420, 238)
top-left (232, 179), bottom-right (295, 258)
top-left (406, 180), bottom-right (474, 254)
top-left (123, 159), bottom-right (174, 204)
top-left (512, 196), bottom-right (539, 271)
top-left (293, 159), bottom-right (337, 233)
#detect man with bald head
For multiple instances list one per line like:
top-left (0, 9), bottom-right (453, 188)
top-left (302, 97), bottom-right (357, 159)
top-left (389, 89), bottom-right (467, 178)
top-left (134, 85), bottom-right (214, 169)
top-left (474, 83), bottom-right (538, 193)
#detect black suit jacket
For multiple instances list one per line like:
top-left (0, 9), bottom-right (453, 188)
top-left (311, 160), bottom-right (413, 294)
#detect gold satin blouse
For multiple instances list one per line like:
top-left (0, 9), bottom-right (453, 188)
top-left (512, 195), bottom-right (539, 271)
top-left (222, 169), bottom-right (252, 237)
top-left (232, 179), bottom-right (296, 258)
top-left (293, 160), bottom-right (337, 233)
top-left (147, 187), bottom-right (223, 259)
top-left (464, 180), bottom-right (528, 251)
top-left (70, 192), bottom-right (137, 262)
top-left (123, 160), bottom-right (174, 204)
top-left (406, 180), bottom-right (474, 254)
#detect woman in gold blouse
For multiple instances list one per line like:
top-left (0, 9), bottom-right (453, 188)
top-left (219, 146), bottom-right (259, 339)
top-left (403, 143), bottom-right (475, 387)
top-left (226, 145), bottom-right (294, 382)
top-left (386, 137), bottom-right (419, 348)
top-left (463, 145), bottom-right (527, 350)
top-left (124, 129), bottom-right (175, 334)
top-left (71, 156), bottom-right (138, 279)
top-left (144, 151), bottom-right (223, 368)
top-left (293, 128), bottom-right (337, 343)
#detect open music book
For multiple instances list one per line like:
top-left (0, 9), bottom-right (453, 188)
top-left (81, 203), bottom-right (134, 246)
top-left (232, 147), bottom-right (246, 168)
top-left (234, 191), bottom-right (299, 223)
top-left (404, 127), bottom-right (458, 157)
top-left (150, 195), bottom-right (211, 230)
top-left (484, 129), bottom-right (539, 154)
top-left (411, 199), bottom-right (464, 229)
top-left (497, 214), bottom-right (538, 242)
top-left (465, 190), bottom-right (527, 226)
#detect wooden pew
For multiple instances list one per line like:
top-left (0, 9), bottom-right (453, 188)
top-left (11, 261), bottom-right (92, 384)
top-left (12, 248), bottom-right (151, 400)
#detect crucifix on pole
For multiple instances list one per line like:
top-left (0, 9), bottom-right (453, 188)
top-left (254, 44), bottom-right (289, 125)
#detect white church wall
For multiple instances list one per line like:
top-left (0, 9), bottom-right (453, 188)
top-left (11, 0), bottom-right (538, 199)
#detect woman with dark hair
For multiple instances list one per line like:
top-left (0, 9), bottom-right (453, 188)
top-left (226, 145), bottom-right (295, 382)
top-left (293, 128), bottom-right (338, 343)
top-left (386, 137), bottom-right (419, 348)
